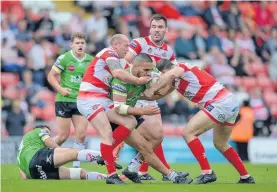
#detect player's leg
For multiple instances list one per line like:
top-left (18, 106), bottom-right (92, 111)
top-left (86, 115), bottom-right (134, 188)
top-left (77, 98), bottom-right (124, 184)
top-left (54, 102), bottom-right (72, 145)
top-left (213, 125), bottom-right (255, 184)
top-left (136, 114), bottom-right (170, 180)
top-left (71, 113), bottom-right (88, 168)
top-left (107, 108), bottom-right (137, 149)
top-left (58, 167), bottom-right (106, 180)
top-left (124, 129), bottom-right (192, 184)
top-left (53, 148), bottom-right (100, 167)
top-left (182, 110), bottom-right (217, 184)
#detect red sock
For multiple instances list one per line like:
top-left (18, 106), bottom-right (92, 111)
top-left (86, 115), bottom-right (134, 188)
top-left (154, 144), bottom-right (171, 169)
top-left (138, 161), bottom-right (149, 173)
top-left (188, 138), bottom-right (211, 171)
top-left (112, 125), bottom-right (131, 149)
top-left (100, 143), bottom-right (116, 175)
top-left (223, 147), bottom-right (248, 176)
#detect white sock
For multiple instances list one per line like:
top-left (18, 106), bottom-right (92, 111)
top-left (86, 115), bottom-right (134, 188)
top-left (77, 149), bottom-right (100, 162)
top-left (166, 170), bottom-right (178, 182)
top-left (73, 141), bottom-right (85, 167)
top-left (128, 153), bottom-right (143, 172)
top-left (240, 174), bottom-right (250, 179)
top-left (86, 172), bottom-right (107, 180)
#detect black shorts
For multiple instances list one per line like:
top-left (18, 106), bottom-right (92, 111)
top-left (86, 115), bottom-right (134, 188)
top-left (55, 102), bottom-right (81, 118)
top-left (110, 115), bottom-right (144, 131)
top-left (29, 148), bottom-right (59, 180)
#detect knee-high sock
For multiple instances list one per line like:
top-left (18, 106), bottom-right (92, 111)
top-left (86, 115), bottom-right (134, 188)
top-left (73, 141), bottom-right (85, 167)
top-left (100, 143), bottom-right (116, 175)
top-left (187, 138), bottom-right (211, 173)
top-left (112, 125), bottom-right (131, 149)
top-left (223, 147), bottom-right (249, 177)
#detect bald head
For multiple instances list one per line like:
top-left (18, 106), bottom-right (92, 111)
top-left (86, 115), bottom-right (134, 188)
top-left (133, 53), bottom-right (153, 66)
top-left (110, 34), bottom-right (129, 45)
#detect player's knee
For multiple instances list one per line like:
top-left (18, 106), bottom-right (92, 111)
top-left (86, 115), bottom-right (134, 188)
top-left (182, 128), bottom-right (193, 139)
top-left (122, 118), bottom-right (137, 130)
top-left (137, 142), bottom-right (152, 155)
top-left (75, 131), bottom-right (86, 143)
top-left (57, 133), bottom-right (70, 144)
top-left (213, 139), bottom-right (229, 152)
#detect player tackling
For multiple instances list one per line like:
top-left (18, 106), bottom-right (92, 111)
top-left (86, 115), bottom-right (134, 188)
top-left (144, 59), bottom-right (255, 184)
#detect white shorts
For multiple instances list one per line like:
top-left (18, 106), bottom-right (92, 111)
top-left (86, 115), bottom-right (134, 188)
top-left (203, 94), bottom-right (240, 126)
top-left (135, 100), bottom-right (158, 108)
top-left (77, 97), bottom-right (113, 121)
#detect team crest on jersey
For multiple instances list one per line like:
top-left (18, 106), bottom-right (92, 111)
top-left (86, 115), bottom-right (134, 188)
top-left (92, 104), bottom-right (101, 110)
top-left (129, 41), bottom-right (137, 48)
top-left (162, 52), bottom-right (167, 57)
top-left (68, 65), bottom-right (75, 71)
top-left (148, 47), bottom-right (152, 54)
top-left (108, 51), bottom-right (118, 57)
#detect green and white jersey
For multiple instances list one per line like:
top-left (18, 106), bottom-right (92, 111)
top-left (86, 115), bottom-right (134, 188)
top-left (110, 68), bottom-right (159, 107)
top-left (17, 129), bottom-right (50, 178)
top-left (53, 50), bottom-right (93, 102)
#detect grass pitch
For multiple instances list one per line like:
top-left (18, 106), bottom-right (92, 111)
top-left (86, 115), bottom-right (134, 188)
top-left (1, 163), bottom-right (277, 192)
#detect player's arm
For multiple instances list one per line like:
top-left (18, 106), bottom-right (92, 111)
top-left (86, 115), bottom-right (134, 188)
top-left (107, 59), bottom-right (150, 85)
top-left (47, 55), bottom-right (70, 96)
top-left (38, 130), bottom-right (59, 148)
top-left (19, 168), bottom-right (28, 179)
top-left (144, 67), bottom-right (184, 98)
top-left (141, 86), bottom-right (175, 101)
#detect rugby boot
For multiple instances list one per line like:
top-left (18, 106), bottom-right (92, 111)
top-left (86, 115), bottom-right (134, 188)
top-left (139, 173), bottom-right (155, 180)
top-left (195, 171), bottom-right (217, 184)
top-left (237, 176), bottom-right (255, 184)
top-left (162, 171), bottom-right (189, 181)
top-left (96, 156), bottom-right (123, 169)
top-left (122, 168), bottom-right (142, 184)
top-left (106, 174), bottom-right (125, 184)
top-left (173, 175), bottom-right (193, 184)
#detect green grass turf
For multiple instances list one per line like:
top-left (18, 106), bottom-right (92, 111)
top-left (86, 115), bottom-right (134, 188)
top-left (1, 163), bottom-right (277, 192)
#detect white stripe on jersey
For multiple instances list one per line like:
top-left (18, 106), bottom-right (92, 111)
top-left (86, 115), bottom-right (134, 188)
top-left (199, 82), bottom-right (224, 104)
top-left (79, 82), bottom-right (109, 93)
top-left (183, 71), bottom-right (200, 94)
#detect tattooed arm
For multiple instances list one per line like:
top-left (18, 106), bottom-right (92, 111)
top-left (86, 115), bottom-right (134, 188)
top-left (107, 59), bottom-right (150, 85)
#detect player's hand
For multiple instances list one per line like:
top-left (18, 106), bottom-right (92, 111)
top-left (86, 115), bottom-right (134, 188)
top-left (137, 76), bottom-right (151, 85)
top-left (140, 105), bottom-right (160, 115)
top-left (143, 89), bottom-right (154, 98)
top-left (59, 87), bottom-right (71, 96)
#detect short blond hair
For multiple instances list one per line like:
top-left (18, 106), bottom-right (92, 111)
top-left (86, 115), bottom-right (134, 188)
top-left (71, 32), bottom-right (86, 42)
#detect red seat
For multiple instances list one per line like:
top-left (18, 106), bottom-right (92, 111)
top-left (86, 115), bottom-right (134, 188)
top-left (31, 106), bottom-right (44, 120)
top-left (263, 92), bottom-right (277, 106)
top-left (42, 104), bottom-right (55, 121)
top-left (257, 76), bottom-right (273, 90)
top-left (1, 73), bottom-right (19, 88)
top-left (233, 76), bottom-right (242, 86)
top-left (2, 85), bottom-right (19, 100)
top-left (37, 89), bottom-right (55, 103)
top-left (242, 77), bottom-right (257, 90)
top-left (270, 105), bottom-right (277, 118)
top-left (250, 64), bottom-right (268, 76)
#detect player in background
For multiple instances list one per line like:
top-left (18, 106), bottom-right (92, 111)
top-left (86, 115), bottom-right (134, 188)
top-left (17, 125), bottom-right (106, 180)
top-left (123, 14), bottom-right (176, 180)
top-left (77, 34), bottom-right (150, 184)
top-left (143, 59), bottom-right (255, 184)
top-left (109, 53), bottom-right (192, 184)
top-left (47, 32), bottom-right (93, 168)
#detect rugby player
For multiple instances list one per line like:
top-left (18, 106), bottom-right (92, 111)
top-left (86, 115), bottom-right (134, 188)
top-left (77, 34), bottom-right (150, 184)
top-left (17, 125), bottom-right (106, 180)
top-left (123, 14), bottom-right (176, 180)
top-left (143, 59), bottom-right (255, 184)
top-left (109, 53), bottom-right (192, 184)
top-left (47, 32), bottom-right (93, 168)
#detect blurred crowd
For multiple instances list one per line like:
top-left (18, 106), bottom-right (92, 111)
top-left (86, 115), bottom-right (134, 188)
top-left (1, 1), bottom-right (277, 137)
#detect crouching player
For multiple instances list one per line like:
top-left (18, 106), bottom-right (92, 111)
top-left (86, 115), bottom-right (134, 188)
top-left (143, 59), bottom-right (255, 184)
top-left (17, 125), bottom-right (106, 180)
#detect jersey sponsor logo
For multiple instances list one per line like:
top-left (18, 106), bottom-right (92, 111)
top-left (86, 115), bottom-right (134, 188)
top-left (46, 154), bottom-right (52, 164)
top-left (92, 104), bottom-right (101, 110)
top-left (162, 52), bottom-right (167, 57)
top-left (68, 65), bottom-right (75, 71)
top-left (205, 104), bottom-right (214, 112)
top-left (71, 75), bottom-right (82, 83)
top-left (129, 41), bottom-right (137, 48)
top-left (184, 91), bottom-right (195, 100)
top-left (36, 165), bottom-right (47, 179)
top-left (108, 51), bottom-right (118, 58)
top-left (128, 92), bottom-right (134, 97)
top-left (148, 47), bottom-right (152, 54)
top-left (58, 110), bottom-right (65, 116)
top-left (112, 83), bottom-right (127, 93)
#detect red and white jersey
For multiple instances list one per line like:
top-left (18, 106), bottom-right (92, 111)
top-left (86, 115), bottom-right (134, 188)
top-left (174, 63), bottom-right (232, 105)
top-left (78, 47), bottom-right (128, 99)
top-left (129, 36), bottom-right (177, 64)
